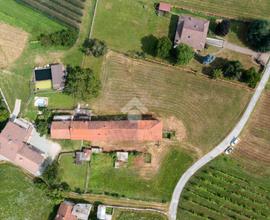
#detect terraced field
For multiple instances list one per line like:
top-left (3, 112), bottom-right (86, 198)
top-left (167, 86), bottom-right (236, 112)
top-left (178, 157), bottom-right (270, 220)
top-left (17, 0), bottom-right (86, 28)
top-left (92, 52), bottom-right (251, 152)
top-left (169, 0), bottom-right (270, 19)
top-left (233, 92), bottom-right (270, 175)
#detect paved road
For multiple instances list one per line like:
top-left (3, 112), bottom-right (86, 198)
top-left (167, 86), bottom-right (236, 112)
top-left (169, 60), bottom-right (270, 220)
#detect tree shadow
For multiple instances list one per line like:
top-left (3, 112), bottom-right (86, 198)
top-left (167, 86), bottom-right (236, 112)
top-left (48, 204), bottom-right (59, 220)
top-left (230, 20), bottom-right (250, 47)
top-left (168, 14), bottom-right (178, 41)
top-left (141, 35), bottom-right (158, 56)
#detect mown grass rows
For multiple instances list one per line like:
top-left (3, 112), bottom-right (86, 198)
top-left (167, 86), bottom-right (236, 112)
top-left (179, 164), bottom-right (270, 220)
top-left (17, 0), bottom-right (85, 28)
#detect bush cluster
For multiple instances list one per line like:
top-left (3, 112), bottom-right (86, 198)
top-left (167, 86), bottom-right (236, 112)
top-left (38, 29), bottom-right (78, 47)
top-left (82, 38), bottom-right (107, 57)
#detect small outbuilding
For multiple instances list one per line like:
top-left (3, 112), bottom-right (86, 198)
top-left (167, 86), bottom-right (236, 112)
top-left (157, 2), bottom-right (171, 15)
top-left (97, 205), bottom-right (113, 220)
top-left (75, 147), bottom-right (92, 165)
top-left (114, 152), bottom-right (129, 168)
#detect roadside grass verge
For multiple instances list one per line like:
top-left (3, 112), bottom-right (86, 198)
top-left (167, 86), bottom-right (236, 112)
top-left (91, 52), bottom-right (251, 152)
top-left (112, 209), bottom-right (167, 220)
top-left (88, 147), bottom-right (194, 202)
top-left (177, 156), bottom-right (270, 220)
top-left (0, 163), bottom-right (54, 220)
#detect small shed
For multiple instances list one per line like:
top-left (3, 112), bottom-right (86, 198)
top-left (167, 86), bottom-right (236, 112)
top-left (97, 205), bottom-right (113, 220)
top-left (115, 152), bottom-right (129, 168)
top-left (72, 203), bottom-right (92, 220)
top-left (157, 2), bottom-right (171, 15)
top-left (75, 148), bottom-right (92, 165)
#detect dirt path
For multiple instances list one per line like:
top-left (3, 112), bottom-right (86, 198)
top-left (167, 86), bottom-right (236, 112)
top-left (65, 192), bottom-right (168, 214)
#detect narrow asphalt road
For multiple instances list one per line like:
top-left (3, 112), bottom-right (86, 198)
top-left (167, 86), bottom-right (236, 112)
top-left (169, 60), bottom-right (270, 220)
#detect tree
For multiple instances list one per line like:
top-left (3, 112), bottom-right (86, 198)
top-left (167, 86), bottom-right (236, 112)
top-left (247, 20), bottom-right (270, 52)
top-left (38, 29), bottom-right (78, 47)
top-left (35, 108), bottom-right (52, 136)
top-left (175, 44), bottom-right (194, 65)
top-left (82, 38), bottom-right (107, 57)
top-left (64, 66), bottom-right (101, 100)
top-left (222, 60), bottom-right (243, 80)
top-left (42, 161), bottom-right (60, 187)
top-left (242, 67), bottom-right (260, 88)
top-left (215, 20), bottom-right (231, 36)
top-left (0, 100), bottom-right (9, 123)
top-left (156, 36), bottom-right (172, 58)
top-left (211, 68), bottom-right (223, 79)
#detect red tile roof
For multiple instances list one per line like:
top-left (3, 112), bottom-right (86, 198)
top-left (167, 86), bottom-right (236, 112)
top-left (55, 202), bottom-right (77, 220)
top-left (158, 2), bottom-right (171, 12)
top-left (51, 120), bottom-right (163, 142)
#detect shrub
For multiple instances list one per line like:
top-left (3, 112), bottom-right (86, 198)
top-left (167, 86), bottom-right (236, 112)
top-left (247, 20), bottom-right (270, 52)
top-left (156, 36), bottom-right (172, 58)
top-left (211, 68), bottom-right (223, 79)
top-left (222, 60), bottom-right (243, 80)
top-left (175, 44), bottom-right (194, 65)
top-left (241, 67), bottom-right (261, 88)
top-left (64, 66), bottom-right (101, 100)
top-left (82, 38), bottom-right (107, 57)
top-left (215, 20), bottom-right (231, 36)
top-left (38, 29), bottom-right (78, 47)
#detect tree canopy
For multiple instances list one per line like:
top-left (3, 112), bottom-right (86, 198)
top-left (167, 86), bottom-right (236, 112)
top-left (156, 36), bottom-right (172, 58)
top-left (35, 108), bottom-right (52, 136)
top-left (222, 60), bottom-right (243, 80)
top-left (247, 20), bottom-right (270, 52)
top-left (38, 29), bottom-right (78, 47)
top-left (82, 38), bottom-right (107, 57)
top-left (64, 66), bottom-right (101, 100)
top-left (215, 20), bottom-right (230, 36)
top-left (175, 44), bottom-right (194, 65)
top-left (241, 67), bottom-right (261, 88)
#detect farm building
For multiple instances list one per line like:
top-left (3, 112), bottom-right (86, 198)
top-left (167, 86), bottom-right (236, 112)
top-left (156, 2), bottom-right (171, 15)
top-left (51, 119), bottom-right (163, 143)
top-left (55, 200), bottom-right (92, 220)
top-left (97, 205), bottom-right (113, 220)
top-left (34, 64), bottom-right (66, 90)
top-left (174, 15), bottom-right (210, 50)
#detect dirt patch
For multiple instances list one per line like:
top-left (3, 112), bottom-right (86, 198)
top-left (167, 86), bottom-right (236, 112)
top-left (105, 2), bottom-right (112, 10)
top-left (34, 52), bottom-right (64, 66)
top-left (162, 116), bottom-right (187, 142)
top-left (0, 23), bottom-right (28, 69)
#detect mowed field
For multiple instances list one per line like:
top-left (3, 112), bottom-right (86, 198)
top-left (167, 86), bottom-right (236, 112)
top-left (92, 52), bottom-right (251, 152)
top-left (177, 157), bottom-right (270, 220)
top-left (169, 0), bottom-right (270, 19)
top-left (233, 92), bottom-right (270, 175)
top-left (112, 209), bottom-right (167, 220)
top-left (0, 164), bottom-right (54, 220)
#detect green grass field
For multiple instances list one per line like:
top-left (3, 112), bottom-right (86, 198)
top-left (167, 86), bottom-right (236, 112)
top-left (88, 147), bottom-right (193, 202)
top-left (169, 0), bottom-right (270, 20)
top-left (59, 154), bottom-right (88, 191)
top-left (0, 164), bottom-right (54, 220)
top-left (92, 52), bottom-right (251, 152)
top-left (93, 0), bottom-right (171, 53)
top-left (177, 156), bottom-right (270, 220)
top-left (113, 209), bottom-right (167, 220)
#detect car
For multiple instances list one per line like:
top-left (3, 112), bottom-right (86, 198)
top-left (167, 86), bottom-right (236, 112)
top-left (230, 137), bottom-right (240, 147)
top-left (202, 54), bottom-right (216, 65)
top-left (225, 146), bottom-right (234, 154)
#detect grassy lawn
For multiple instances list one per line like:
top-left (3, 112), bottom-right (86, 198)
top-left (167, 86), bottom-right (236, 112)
top-left (169, 0), bottom-right (270, 20)
top-left (59, 154), bottom-right (88, 191)
top-left (0, 163), bottom-right (54, 220)
top-left (177, 156), bottom-right (270, 220)
top-left (88, 147), bottom-right (194, 202)
top-left (112, 209), bottom-right (167, 220)
top-left (92, 52), bottom-right (251, 152)
top-left (93, 0), bottom-right (171, 53)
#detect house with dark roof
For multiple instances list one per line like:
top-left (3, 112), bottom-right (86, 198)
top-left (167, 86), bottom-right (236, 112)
top-left (174, 15), bottom-right (210, 50)
top-left (34, 63), bottom-right (66, 90)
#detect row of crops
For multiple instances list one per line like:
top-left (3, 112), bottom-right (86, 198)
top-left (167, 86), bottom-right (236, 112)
top-left (178, 158), bottom-right (270, 220)
top-left (17, 0), bottom-right (86, 29)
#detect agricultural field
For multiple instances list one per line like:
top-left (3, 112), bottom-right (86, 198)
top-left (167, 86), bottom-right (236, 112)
top-left (169, 0), bottom-right (270, 20)
top-left (177, 156), bottom-right (270, 220)
top-left (233, 92), bottom-right (270, 175)
top-left (93, 0), bottom-right (171, 52)
top-left (17, 0), bottom-right (86, 29)
top-left (0, 164), bottom-right (54, 220)
top-left (91, 52), bottom-right (251, 152)
top-left (112, 209), bottom-right (167, 220)
top-left (87, 147), bottom-right (193, 202)
top-left (59, 154), bottom-right (88, 191)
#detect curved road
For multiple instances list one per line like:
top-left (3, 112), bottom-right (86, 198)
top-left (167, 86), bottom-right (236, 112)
top-left (169, 60), bottom-right (270, 220)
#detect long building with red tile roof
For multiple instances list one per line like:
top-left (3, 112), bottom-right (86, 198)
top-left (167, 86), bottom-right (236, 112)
top-left (51, 120), bottom-right (163, 142)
